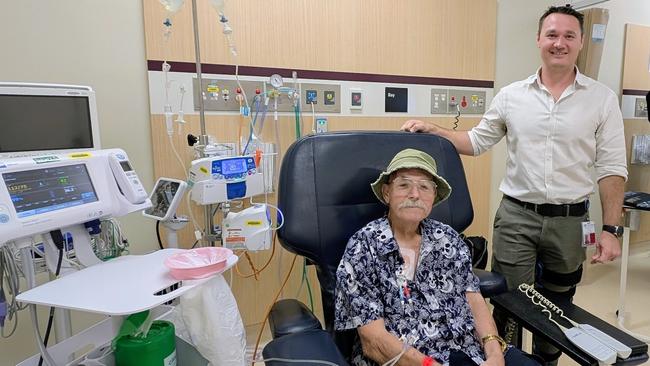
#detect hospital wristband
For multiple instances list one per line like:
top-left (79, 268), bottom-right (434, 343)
top-left (422, 356), bottom-right (435, 366)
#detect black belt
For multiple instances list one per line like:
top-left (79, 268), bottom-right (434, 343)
top-left (504, 195), bottom-right (588, 217)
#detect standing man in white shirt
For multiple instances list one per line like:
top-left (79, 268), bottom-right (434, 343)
top-left (401, 5), bottom-right (627, 365)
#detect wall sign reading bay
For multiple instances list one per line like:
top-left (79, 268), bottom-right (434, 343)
top-left (385, 87), bottom-right (408, 113)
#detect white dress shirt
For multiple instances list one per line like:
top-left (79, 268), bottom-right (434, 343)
top-left (468, 68), bottom-right (627, 204)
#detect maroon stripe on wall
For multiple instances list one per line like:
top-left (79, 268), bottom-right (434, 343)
top-left (623, 89), bottom-right (649, 96)
top-left (147, 60), bottom-right (494, 88)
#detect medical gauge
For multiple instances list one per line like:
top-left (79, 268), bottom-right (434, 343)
top-left (0, 83), bottom-right (101, 158)
top-left (143, 178), bottom-right (187, 221)
top-left (269, 74), bottom-right (283, 88)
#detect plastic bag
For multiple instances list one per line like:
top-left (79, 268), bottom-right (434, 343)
top-left (180, 275), bottom-right (247, 366)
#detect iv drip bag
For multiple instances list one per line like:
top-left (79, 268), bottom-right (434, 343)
top-left (209, 0), bottom-right (225, 14)
top-left (159, 0), bottom-right (185, 14)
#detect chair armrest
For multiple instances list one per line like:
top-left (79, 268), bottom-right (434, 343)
top-left (263, 329), bottom-right (349, 365)
top-left (475, 269), bottom-right (507, 298)
top-left (269, 299), bottom-right (322, 339)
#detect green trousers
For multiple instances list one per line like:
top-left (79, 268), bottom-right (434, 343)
top-left (491, 197), bottom-right (588, 363)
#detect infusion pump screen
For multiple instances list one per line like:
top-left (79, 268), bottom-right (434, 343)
top-left (222, 159), bottom-right (247, 174)
top-left (3, 164), bottom-right (98, 218)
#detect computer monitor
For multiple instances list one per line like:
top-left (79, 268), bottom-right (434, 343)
top-left (0, 82), bottom-right (101, 158)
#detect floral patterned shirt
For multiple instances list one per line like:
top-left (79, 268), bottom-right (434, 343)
top-left (335, 217), bottom-right (484, 366)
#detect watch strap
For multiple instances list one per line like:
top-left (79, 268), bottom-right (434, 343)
top-left (602, 224), bottom-right (623, 238)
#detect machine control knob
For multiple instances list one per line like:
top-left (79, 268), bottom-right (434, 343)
top-left (187, 134), bottom-right (199, 146)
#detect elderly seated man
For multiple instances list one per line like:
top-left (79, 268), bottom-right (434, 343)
top-left (335, 149), bottom-right (540, 366)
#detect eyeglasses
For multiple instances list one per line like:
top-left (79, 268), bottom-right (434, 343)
top-left (389, 177), bottom-right (437, 195)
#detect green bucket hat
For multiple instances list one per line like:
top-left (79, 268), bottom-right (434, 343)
top-left (371, 148), bottom-right (452, 206)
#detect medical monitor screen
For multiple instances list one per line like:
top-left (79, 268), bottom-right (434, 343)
top-left (0, 95), bottom-right (94, 153)
top-left (3, 164), bottom-right (98, 218)
top-left (221, 159), bottom-right (247, 175)
top-left (144, 180), bottom-right (182, 220)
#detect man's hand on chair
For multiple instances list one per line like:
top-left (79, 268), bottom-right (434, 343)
top-left (401, 119), bottom-right (438, 134)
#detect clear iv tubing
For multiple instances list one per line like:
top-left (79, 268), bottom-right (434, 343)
top-left (1, 245), bottom-right (27, 338)
top-left (257, 97), bottom-right (270, 134)
top-left (30, 304), bottom-right (57, 366)
top-left (243, 96), bottom-right (262, 154)
top-left (310, 101), bottom-right (316, 134)
top-left (21, 243), bottom-right (57, 366)
top-left (166, 134), bottom-right (201, 234)
top-left (381, 336), bottom-right (411, 366)
top-left (248, 198), bottom-right (284, 231)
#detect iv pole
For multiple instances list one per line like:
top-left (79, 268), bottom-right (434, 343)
top-left (190, 0), bottom-right (217, 246)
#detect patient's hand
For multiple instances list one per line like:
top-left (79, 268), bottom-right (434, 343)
top-left (480, 343), bottom-right (505, 366)
top-left (481, 355), bottom-right (505, 366)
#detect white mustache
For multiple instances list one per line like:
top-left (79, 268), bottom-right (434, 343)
top-left (398, 200), bottom-right (426, 209)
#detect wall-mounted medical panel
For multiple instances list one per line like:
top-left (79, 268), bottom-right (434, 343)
top-left (431, 89), bottom-right (486, 115)
top-left (192, 78), bottom-right (340, 113)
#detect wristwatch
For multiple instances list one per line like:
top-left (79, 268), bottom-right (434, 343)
top-left (602, 225), bottom-right (624, 238)
top-left (481, 334), bottom-right (507, 353)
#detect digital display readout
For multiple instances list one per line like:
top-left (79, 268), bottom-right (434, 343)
top-left (3, 164), bottom-right (98, 218)
top-left (221, 158), bottom-right (248, 175)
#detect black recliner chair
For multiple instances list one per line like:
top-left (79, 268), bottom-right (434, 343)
top-left (262, 131), bottom-right (506, 365)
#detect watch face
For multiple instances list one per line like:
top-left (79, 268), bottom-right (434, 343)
top-left (603, 225), bottom-right (624, 237)
top-left (615, 226), bottom-right (624, 236)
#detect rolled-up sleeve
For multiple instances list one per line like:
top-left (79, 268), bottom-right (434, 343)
top-left (595, 91), bottom-right (628, 182)
top-left (468, 90), bottom-right (508, 156)
top-left (334, 232), bottom-right (384, 331)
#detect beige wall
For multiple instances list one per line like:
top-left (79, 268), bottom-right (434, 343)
top-left (0, 1), bottom-right (155, 364)
top-left (0, 0), bottom-right (156, 252)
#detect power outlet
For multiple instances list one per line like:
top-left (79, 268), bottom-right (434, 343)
top-left (430, 89), bottom-right (448, 114)
top-left (635, 97), bottom-right (648, 118)
top-left (306, 90), bottom-right (318, 104)
top-left (315, 117), bottom-right (328, 133)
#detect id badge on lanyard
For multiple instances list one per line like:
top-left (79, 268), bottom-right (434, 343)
top-left (582, 221), bottom-right (596, 247)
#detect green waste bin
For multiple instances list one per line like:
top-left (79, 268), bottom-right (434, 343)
top-left (115, 320), bottom-right (177, 366)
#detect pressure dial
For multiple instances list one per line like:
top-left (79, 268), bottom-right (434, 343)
top-left (269, 74), bottom-right (283, 88)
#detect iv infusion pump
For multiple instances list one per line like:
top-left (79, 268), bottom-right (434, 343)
top-left (189, 155), bottom-right (264, 204)
top-left (0, 149), bottom-right (150, 245)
